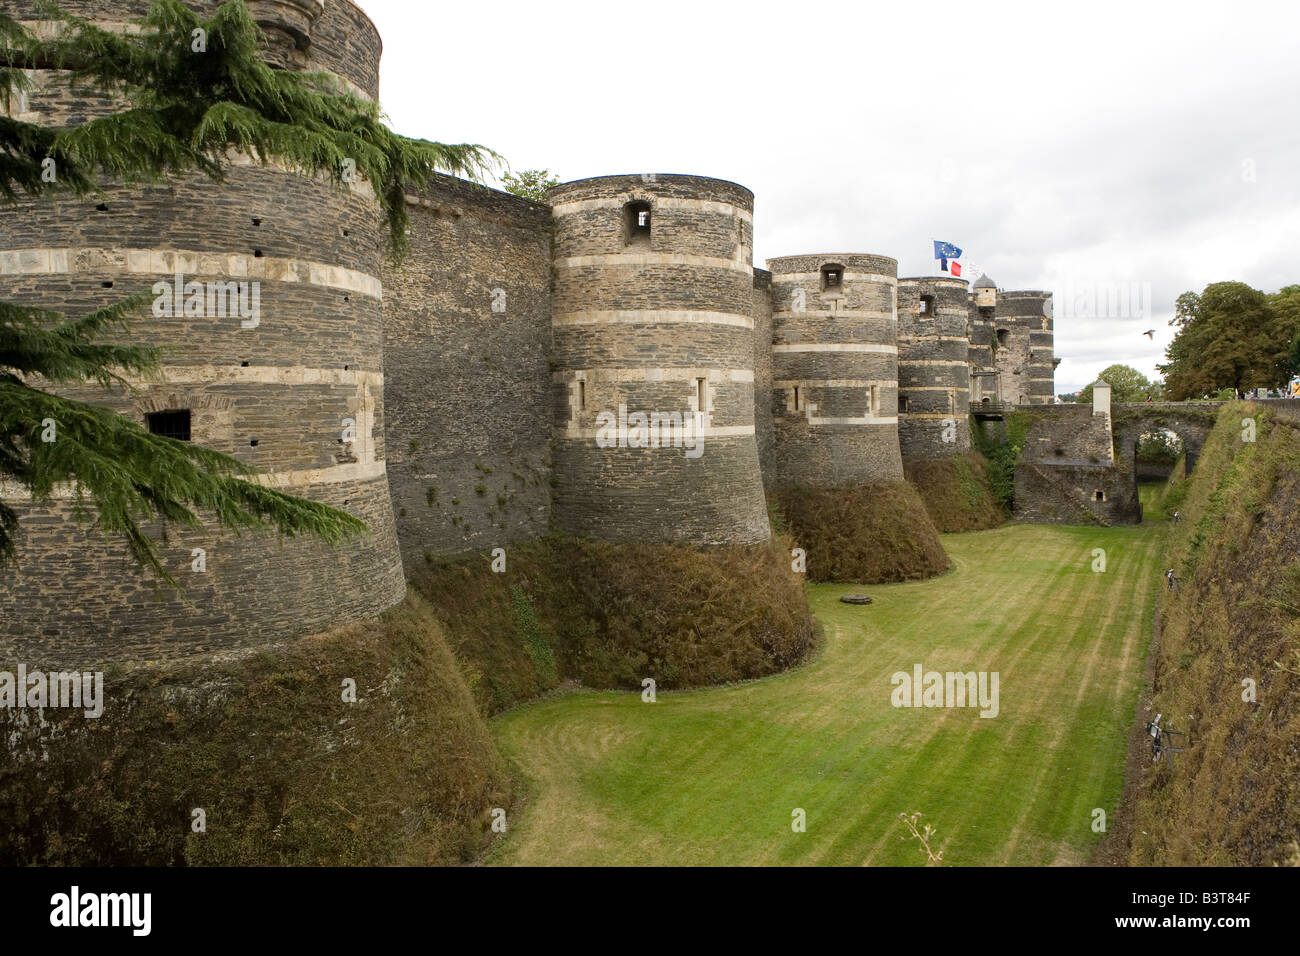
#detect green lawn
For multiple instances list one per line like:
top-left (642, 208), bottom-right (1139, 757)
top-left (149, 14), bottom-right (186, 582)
top-left (488, 521), bottom-right (1164, 866)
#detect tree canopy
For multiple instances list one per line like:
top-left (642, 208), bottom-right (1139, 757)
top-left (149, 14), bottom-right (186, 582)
top-left (0, 0), bottom-right (498, 583)
top-left (1079, 364), bottom-right (1162, 405)
top-left (501, 168), bottom-right (559, 204)
top-left (1158, 281), bottom-right (1298, 399)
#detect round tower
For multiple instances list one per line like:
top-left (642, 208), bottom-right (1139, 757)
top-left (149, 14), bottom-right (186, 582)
top-left (547, 174), bottom-right (769, 545)
top-left (0, 0), bottom-right (405, 664)
top-left (896, 276), bottom-right (971, 459)
top-left (765, 254), bottom-right (904, 487)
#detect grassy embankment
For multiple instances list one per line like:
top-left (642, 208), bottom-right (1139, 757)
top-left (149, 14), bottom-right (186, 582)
top-left (1127, 402), bottom-right (1300, 866)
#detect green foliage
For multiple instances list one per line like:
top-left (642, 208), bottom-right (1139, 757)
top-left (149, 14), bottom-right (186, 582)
top-left (1158, 282), bottom-right (1297, 398)
top-left (509, 584), bottom-right (557, 685)
top-left (500, 168), bottom-right (558, 203)
top-left (1135, 429), bottom-right (1183, 463)
top-left (0, 1), bottom-right (498, 252)
top-left (1079, 364), bottom-right (1162, 404)
top-left (0, 297), bottom-right (366, 582)
top-left (971, 412), bottom-right (1028, 510)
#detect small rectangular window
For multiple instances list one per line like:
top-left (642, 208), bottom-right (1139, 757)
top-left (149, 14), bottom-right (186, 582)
top-left (870, 385), bottom-right (879, 414)
top-left (697, 378), bottom-right (708, 414)
top-left (793, 386), bottom-right (802, 411)
top-left (147, 410), bottom-right (191, 442)
top-left (899, 394), bottom-right (910, 414)
top-left (919, 295), bottom-right (934, 314)
top-left (578, 380), bottom-right (586, 411)
top-left (625, 201), bottom-right (652, 245)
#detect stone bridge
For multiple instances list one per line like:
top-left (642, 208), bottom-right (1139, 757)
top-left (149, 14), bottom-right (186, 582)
top-left (1108, 402), bottom-right (1222, 521)
top-left (1010, 398), bottom-right (1299, 525)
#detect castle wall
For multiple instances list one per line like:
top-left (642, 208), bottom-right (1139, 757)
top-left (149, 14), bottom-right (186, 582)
top-left (0, 0), bottom-right (405, 664)
top-left (766, 253), bottom-right (904, 487)
top-left (897, 276), bottom-right (971, 459)
top-left (381, 176), bottom-right (554, 566)
top-left (546, 174), bottom-right (770, 545)
top-left (752, 268), bottom-right (776, 486)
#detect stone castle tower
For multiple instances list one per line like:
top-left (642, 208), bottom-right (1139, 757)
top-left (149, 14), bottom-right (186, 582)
top-left (0, 0), bottom-right (1056, 658)
top-left (0, 0), bottom-right (405, 663)
top-left (897, 276), bottom-right (973, 458)
top-left (548, 175), bottom-right (769, 545)
top-left (968, 277), bottom-right (1057, 408)
top-left (766, 254), bottom-right (904, 488)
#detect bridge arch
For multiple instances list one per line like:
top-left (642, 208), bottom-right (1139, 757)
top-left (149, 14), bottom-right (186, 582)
top-left (1110, 403), bottom-right (1220, 521)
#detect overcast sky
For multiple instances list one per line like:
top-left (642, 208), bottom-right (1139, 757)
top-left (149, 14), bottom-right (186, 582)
top-left (359, 0), bottom-right (1299, 394)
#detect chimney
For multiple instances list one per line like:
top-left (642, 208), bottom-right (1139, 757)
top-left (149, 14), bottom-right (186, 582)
top-left (1091, 380), bottom-right (1111, 417)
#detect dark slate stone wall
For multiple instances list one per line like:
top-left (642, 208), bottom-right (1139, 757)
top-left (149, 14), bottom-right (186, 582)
top-left (897, 276), bottom-right (971, 460)
top-left (752, 268), bottom-right (776, 487)
top-left (547, 174), bottom-right (770, 545)
top-left (766, 254), bottom-right (904, 488)
top-left (0, 0), bottom-right (405, 663)
top-left (381, 175), bottom-right (554, 567)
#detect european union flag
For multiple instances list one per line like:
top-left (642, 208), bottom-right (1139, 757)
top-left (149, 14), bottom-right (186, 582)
top-left (934, 240), bottom-right (962, 260)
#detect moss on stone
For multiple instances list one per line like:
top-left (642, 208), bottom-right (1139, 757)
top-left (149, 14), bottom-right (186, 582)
top-left (774, 481), bottom-right (950, 584)
top-left (0, 591), bottom-right (510, 866)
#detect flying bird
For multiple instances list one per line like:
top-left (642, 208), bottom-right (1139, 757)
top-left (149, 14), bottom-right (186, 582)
top-left (1143, 330), bottom-right (1156, 339)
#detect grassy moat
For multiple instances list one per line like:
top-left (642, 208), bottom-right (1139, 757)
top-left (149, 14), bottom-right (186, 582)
top-left (487, 517), bottom-right (1166, 866)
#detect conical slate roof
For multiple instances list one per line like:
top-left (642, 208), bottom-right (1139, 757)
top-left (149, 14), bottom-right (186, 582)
top-left (973, 274), bottom-right (997, 289)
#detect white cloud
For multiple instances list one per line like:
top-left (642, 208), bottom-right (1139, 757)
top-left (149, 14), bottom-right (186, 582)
top-left (359, 0), bottom-right (1300, 393)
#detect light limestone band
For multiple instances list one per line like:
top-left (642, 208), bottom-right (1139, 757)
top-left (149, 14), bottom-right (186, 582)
top-left (770, 273), bottom-right (896, 286)
top-left (156, 366), bottom-right (382, 387)
top-left (774, 379), bottom-right (895, 388)
top-left (773, 310), bottom-right (894, 321)
top-left (797, 413), bottom-right (900, 427)
top-left (556, 368), bottom-right (755, 384)
top-left (554, 253), bottom-right (752, 276)
top-left (772, 344), bottom-right (898, 355)
top-left (559, 425), bottom-right (755, 440)
top-left (1, 460), bottom-right (387, 501)
top-left (0, 248), bottom-right (382, 300)
top-left (551, 196), bottom-right (752, 222)
top-left (553, 309), bottom-right (754, 331)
